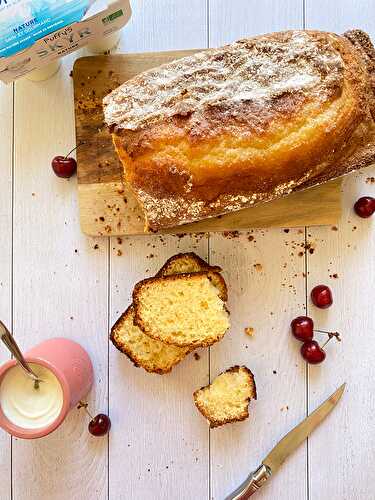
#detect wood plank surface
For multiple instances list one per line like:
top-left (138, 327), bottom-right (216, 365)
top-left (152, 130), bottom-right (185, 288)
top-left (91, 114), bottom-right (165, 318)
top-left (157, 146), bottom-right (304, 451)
top-left (305, 2), bottom-right (375, 499)
top-left (208, 2), bottom-right (307, 499)
top-left (108, 2), bottom-right (211, 499)
top-left (12, 54), bottom-right (109, 500)
top-left (0, 79), bottom-right (13, 500)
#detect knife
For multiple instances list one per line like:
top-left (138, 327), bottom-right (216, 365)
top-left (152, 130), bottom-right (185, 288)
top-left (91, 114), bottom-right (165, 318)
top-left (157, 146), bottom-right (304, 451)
top-left (225, 383), bottom-right (346, 499)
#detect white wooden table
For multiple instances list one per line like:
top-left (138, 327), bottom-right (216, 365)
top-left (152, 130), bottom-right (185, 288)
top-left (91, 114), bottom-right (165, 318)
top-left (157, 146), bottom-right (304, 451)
top-left (1, 1), bottom-right (375, 499)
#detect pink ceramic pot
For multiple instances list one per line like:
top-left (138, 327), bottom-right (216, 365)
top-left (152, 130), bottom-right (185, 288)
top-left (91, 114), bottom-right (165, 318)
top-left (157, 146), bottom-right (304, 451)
top-left (0, 338), bottom-right (93, 439)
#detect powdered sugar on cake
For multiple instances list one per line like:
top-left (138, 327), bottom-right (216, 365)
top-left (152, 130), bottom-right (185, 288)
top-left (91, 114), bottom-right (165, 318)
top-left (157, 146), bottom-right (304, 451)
top-left (103, 31), bottom-right (344, 133)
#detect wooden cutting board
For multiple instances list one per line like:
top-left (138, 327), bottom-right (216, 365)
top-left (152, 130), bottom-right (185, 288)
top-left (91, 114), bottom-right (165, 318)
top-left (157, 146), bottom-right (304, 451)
top-left (73, 51), bottom-right (341, 237)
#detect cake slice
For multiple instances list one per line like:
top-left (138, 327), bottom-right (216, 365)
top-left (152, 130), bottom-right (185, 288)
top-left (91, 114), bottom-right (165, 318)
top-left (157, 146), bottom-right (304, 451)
top-left (193, 366), bottom-right (257, 428)
top-left (157, 252), bottom-right (222, 276)
top-left (133, 272), bottom-right (230, 348)
top-left (110, 253), bottom-right (224, 373)
top-left (156, 252), bottom-right (227, 301)
top-left (111, 306), bottom-right (191, 374)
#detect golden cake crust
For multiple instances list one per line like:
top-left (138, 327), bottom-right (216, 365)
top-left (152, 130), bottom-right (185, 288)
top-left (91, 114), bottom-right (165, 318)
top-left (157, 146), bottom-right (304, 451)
top-left (104, 29), bottom-right (375, 231)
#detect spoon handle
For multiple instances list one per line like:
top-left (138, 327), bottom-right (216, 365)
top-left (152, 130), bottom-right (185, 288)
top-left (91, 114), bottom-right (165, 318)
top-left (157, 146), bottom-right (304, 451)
top-left (0, 321), bottom-right (40, 382)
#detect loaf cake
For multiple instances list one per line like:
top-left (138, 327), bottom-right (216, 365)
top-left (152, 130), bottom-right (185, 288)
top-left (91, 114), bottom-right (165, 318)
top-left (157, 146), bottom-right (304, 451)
top-left (110, 252), bottom-right (226, 373)
top-left (104, 29), bottom-right (375, 231)
top-left (133, 272), bottom-right (230, 348)
top-left (193, 366), bottom-right (257, 428)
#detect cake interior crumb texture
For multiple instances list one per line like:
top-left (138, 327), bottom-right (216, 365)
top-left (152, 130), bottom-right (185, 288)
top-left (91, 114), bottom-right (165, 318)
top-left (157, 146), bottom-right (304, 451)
top-left (194, 366), bottom-right (256, 428)
top-left (111, 306), bottom-right (190, 374)
top-left (134, 273), bottom-right (230, 347)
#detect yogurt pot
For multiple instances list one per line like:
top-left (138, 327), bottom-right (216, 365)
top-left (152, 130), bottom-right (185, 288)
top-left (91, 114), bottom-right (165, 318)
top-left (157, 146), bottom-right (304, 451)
top-left (0, 338), bottom-right (93, 439)
top-left (24, 61), bottom-right (61, 82)
top-left (86, 30), bottom-right (122, 54)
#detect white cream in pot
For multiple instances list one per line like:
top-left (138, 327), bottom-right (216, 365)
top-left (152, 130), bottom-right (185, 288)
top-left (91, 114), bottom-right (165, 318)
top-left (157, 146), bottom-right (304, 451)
top-left (0, 364), bottom-right (63, 429)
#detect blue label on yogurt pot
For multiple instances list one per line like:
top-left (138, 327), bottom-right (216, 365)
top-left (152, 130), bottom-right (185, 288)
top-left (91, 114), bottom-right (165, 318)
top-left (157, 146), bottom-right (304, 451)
top-left (0, 0), bottom-right (96, 57)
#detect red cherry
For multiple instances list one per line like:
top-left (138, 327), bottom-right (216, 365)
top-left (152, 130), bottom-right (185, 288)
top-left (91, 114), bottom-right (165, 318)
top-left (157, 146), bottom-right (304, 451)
top-left (291, 316), bottom-right (314, 342)
top-left (52, 156), bottom-right (77, 178)
top-left (88, 413), bottom-right (111, 436)
top-left (354, 196), bottom-right (375, 218)
top-left (301, 340), bottom-right (326, 364)
top-left (311, 285), bottom-right (333, 309)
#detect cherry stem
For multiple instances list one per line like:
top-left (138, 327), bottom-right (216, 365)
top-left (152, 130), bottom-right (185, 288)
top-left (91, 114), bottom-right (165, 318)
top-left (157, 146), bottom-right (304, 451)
top-left (77, 400), bottom-right (94, 420)
top-left (321, 331), bottom-right (341, 349)
top-left (315, 329), bottom-right (341, 340)
top-left (64, 142), bottom-right (85, 159)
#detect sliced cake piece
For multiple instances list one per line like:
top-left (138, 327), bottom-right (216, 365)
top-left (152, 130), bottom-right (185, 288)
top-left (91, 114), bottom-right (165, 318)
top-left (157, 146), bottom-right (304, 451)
top-left (133, 272), bottom-right (230, 348)
top-left (111, 306), bottom-right (190, 374)
top-left (193, 366), bottom-right (257, 428)
top-left (157, 253), bottom-right (227, 301)
top-left (110, 252), bottom-right (223, 373)
top-left (157, 252), bottom-right (221, 276)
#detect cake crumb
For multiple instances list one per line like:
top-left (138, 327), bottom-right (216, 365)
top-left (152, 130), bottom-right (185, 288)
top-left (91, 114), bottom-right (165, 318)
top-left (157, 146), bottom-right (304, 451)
top-left (94, 244), bottom-right (99, 250)
top-left (331, 226), bottom-right (338, 231)
top-left (117, 237), bottom-right (123, 245)
top-left (117, 250), bottom-right (122, 257)
top-left (253, 263), bottom-right (262, 271)
top-left (99, 216), bottom-right (105, 222)
top-left (244, 327), bottom-right (254, 337)
top-left (193, 353), bottom-right (201, 361)
top-left (366, 176), bottom-right (375, 184)
top-left (223, 230), bottom-right (240, 239)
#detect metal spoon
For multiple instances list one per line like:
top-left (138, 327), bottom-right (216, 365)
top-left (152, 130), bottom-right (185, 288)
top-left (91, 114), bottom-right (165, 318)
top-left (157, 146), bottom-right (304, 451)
top-left (0, 321), bottom-right (43, 390)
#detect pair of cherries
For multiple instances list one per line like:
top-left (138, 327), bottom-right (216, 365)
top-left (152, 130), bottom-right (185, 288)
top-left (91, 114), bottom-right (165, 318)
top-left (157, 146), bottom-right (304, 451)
top-left (291, 285), bottom-right (335, 364)
top-left (291, 316), bottom-right (327, 364)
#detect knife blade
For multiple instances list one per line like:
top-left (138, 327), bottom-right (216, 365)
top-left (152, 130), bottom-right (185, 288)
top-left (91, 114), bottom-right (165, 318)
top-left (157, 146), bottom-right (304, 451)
top-left (225, 383), bottom-right (346, 499)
